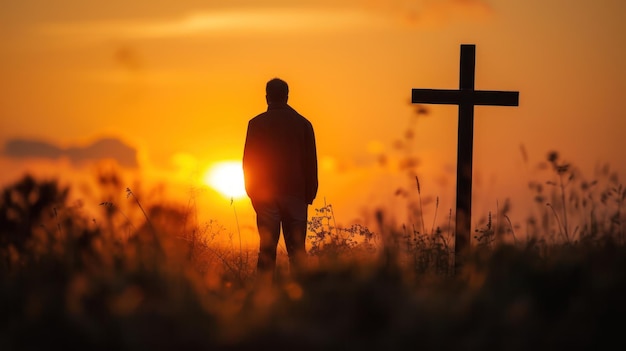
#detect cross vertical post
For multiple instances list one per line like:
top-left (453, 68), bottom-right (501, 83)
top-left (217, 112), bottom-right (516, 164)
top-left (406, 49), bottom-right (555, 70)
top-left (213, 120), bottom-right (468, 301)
top-left (411, 44), bottom-right (519, 274)
top-left (456, 45), bottom-right (475, 274)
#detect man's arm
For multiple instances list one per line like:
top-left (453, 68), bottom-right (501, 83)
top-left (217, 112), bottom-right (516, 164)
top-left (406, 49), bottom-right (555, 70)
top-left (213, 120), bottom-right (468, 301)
top-left (305, 122), bottom-right (318, 205)
top-left (242, 121), bottom-right (257, 199)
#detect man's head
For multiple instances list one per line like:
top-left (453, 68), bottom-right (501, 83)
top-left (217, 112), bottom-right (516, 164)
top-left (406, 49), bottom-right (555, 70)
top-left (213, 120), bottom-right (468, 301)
top-left (266, 78), bottom-right (289, 105)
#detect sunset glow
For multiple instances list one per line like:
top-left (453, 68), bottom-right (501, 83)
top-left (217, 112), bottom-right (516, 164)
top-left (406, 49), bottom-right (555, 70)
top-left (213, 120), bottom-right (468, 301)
top-left (1, 0), bottom-right (625, 233)
top-left (204, 161), bottom-right (247, 200)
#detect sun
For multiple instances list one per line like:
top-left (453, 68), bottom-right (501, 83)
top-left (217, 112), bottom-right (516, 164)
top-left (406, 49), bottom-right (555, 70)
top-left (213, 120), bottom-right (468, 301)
top-left (203, 161), bottom-right (247, 199)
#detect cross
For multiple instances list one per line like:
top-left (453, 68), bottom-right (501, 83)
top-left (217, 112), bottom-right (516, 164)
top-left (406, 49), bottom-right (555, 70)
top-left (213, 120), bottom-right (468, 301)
top-left (411, 44), bottom-right (519, 274)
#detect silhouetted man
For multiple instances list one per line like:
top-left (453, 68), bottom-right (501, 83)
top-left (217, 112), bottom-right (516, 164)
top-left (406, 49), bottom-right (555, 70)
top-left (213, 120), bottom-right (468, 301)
top-left (243, 78), bottom-right (318, 282)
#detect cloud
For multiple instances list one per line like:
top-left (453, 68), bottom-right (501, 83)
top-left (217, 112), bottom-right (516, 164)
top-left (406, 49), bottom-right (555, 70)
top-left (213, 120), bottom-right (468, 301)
top-left (35, 1), bottom-right (493, 43)
top-left (3, 137), bottom-right (138, 168)
top-left (38, 8), bottom-right (387, 41)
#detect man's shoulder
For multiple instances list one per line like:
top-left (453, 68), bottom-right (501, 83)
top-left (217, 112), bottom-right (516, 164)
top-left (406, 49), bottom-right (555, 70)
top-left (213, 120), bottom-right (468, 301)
top-left (287, 106), bottom-right (313, 125)
top-left (250, 106), bottom-right (310, 123)
top-left (246, 109), bottom-right (314, 139)
top-left (248, 111), bottom-right (269, 124)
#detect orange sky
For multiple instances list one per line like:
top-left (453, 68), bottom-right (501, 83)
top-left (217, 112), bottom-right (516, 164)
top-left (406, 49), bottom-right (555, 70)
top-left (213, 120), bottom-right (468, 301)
top-left (1, 0), bottom-right (625, 241)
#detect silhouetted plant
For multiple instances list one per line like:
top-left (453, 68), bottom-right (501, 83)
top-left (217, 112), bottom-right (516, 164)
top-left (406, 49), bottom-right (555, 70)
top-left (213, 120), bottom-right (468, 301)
top-left (0, 174), bottom-right (69, 253)
top-left (307, 200), bottom-right (377, 265)
top-left (526, 151), bottom-right (624, 246)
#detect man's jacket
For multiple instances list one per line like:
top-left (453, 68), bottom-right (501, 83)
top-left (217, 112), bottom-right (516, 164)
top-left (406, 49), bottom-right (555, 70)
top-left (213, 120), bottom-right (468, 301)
top-left (243, 104), bottom-right (318, 204)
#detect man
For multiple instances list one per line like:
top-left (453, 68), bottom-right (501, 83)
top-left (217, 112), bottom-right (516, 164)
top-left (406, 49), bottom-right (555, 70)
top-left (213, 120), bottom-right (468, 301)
top-left (243, 78), bottom-right (318, 282)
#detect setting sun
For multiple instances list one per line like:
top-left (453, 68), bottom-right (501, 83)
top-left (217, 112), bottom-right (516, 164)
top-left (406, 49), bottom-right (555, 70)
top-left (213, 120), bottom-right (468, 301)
top-left (204, 161), bottom-right (247, 199)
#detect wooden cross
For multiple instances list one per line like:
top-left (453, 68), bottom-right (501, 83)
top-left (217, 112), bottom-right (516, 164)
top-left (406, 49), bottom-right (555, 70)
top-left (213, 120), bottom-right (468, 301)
top-left (411, 44), bottom-right (519, 274)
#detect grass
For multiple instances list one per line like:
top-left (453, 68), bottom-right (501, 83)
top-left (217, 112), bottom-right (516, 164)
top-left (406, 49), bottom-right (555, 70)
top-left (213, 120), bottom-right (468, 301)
top-left (1, 141), bottom-right (626, 349)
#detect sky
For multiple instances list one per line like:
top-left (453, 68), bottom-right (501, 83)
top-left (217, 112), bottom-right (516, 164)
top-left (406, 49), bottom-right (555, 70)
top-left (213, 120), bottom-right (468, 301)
top-left (1, 0), bottom-right (625, 241)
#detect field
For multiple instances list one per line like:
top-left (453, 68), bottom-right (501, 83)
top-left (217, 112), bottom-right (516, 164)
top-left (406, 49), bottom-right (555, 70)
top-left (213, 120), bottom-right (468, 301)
top-left (1, 151), bottom-right (626, 350)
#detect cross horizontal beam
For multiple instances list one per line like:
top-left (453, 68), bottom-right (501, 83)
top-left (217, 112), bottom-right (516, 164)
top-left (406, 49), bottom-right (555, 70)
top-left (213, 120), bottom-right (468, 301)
top-left (412, 89), bottom-right (519, 106)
